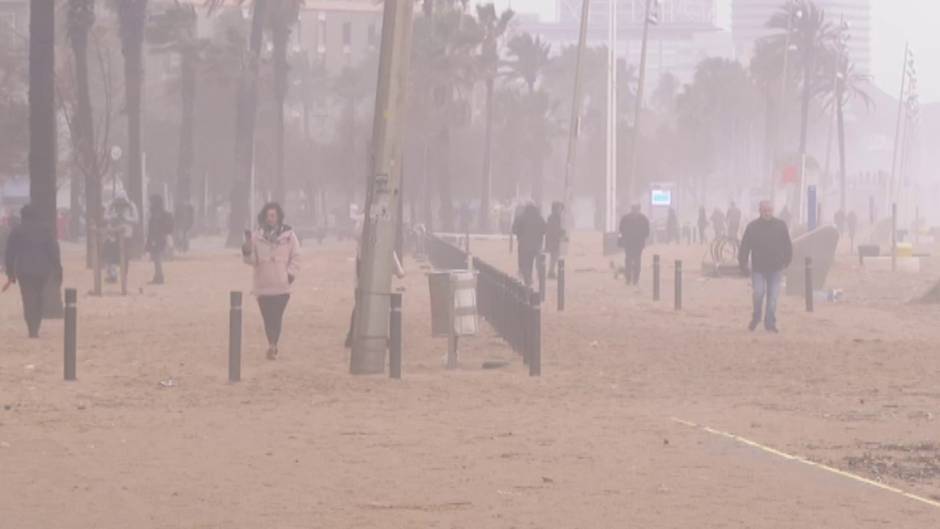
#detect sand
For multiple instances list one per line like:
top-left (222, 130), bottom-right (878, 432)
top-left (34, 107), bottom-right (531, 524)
top-left (1, 233), bottom-right (939, 528)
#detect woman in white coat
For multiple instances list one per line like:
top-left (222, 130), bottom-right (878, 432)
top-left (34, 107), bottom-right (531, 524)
top-left (242, 202), bottom-right (301, 360)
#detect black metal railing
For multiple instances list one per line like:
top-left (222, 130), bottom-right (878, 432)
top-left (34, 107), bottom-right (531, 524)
top-left (426, 235), bottom-right (541, 374)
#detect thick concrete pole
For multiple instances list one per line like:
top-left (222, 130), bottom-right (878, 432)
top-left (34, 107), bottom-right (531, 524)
top-left (351, 0), bottom-right (414, 375)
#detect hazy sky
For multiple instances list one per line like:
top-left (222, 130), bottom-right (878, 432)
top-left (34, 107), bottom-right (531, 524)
top-left (490, 0), bottom-right (940, 101)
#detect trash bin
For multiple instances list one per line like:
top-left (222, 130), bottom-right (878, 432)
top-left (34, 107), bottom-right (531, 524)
top-left (427, 270), bottom-right (478, 337)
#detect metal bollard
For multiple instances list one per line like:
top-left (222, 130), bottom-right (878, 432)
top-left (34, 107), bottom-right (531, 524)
top-left (805, 257), bottom-right (814, 313)
top-left (653, 255), bottom-right (661, 302)
top-left (537, 253), bottom-right (547, 303)
top-left (229, 291), bottom-right (242, 383)
top-left (674, 260), bottom-right (683, 311)
top-left (557, 258), bottom-right (566, 311)
top-left (119, 236), bottom-right (128, 296)
top-left (64, 288), bottom-right (77, 381)
top-left (529, 291), bottom-right (541, 377)
top-left (389, 293), bottom-right (402, 379)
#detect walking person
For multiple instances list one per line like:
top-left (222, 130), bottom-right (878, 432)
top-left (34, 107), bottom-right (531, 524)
top-left (697, 207), bottom-right (708, 244)
top-left (545, 202), bottom-right (566, 279)
top-left (3, 204), bottom-right (63, 338)
top-left (512, 203), bottom-right (546, 287)
top-left (727, 201), bottom-right (742, 242)
top-left (711, 208), bottom-right (727, 240)
top-left (145, 195), bottom-right (174, 285)
top-left (739, 201), bottom-right (793, 333)
top-left (618, 205), bottom-right (650, 286)
top-left (242, 202), bottom-right (301, 360)
top-left (666, 208), bottom-right (680, 244)
top-left (103, 192), bottom-right (138, 283)
top-left (847, 210), bottom-right (858, 253)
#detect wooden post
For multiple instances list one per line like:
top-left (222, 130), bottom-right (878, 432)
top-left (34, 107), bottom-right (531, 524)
top-left (653, 254), bottom-right (661, 301)
top-left (119, 234), bottom-right (128, 296)
top-left (557, 258), bottom-right (566, 311)
top-left (64, 288), bottom-right (77, 381)
top-left (529, 291), bottom-right (541, 377)
top-left (674, 260), bottom-right (682, 311)
top-left (229, 291), bottom-right (242, 383)
top-left (805, 257), bottom-right (814, 312)
top-left (389, 293), bottom-right (402, 379)
top-left (537, 253), bottom-right (547, 303)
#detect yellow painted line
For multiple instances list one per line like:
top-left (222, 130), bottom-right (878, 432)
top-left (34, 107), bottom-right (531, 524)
top-left (670, 417), bottom-right (940, 511)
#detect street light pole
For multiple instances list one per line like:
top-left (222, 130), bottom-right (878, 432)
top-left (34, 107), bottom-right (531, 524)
top-left (605, 0), bottom-right (618, 233)
top-left (562, 0), bottom-right (591, 218)
top-left (627, 0), bottom-right (655, 208)
top-left (350, 0), bottom-right (414, 375)
top-left (889, 43), bottom-right (910, 207)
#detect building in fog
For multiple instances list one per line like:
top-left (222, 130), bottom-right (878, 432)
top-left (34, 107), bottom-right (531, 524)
top-left (732, 0), bottom-right (871, 74)
top-left (518, 0), bottom-right (731, 86)
top-left (298, 0), bottom-right (382, 74)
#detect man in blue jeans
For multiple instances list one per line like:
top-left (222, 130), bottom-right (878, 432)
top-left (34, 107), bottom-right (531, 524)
top-left (739, 201), bottom-right (792, 333)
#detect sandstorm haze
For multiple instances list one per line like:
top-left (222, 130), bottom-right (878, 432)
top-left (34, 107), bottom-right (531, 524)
top-left (1, 0), bottom-right (939, 527)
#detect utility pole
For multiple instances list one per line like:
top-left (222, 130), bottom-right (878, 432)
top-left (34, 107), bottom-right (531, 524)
top-left (350, 0), bottom-right (414, 375)
top-left (605, 0), bottom-right (618, 233)
top-left (627, 0), bottom-right (657, 207)
top-left (889, 43), bottom-right (910, 206)
top-left (562, 0), bottom-right (591, 217)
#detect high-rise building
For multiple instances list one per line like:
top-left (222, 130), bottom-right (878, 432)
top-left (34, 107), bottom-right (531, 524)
top-left (732, 0), bottom-right (871, 74)
top-left (519, 0), bottom-right (730, 84)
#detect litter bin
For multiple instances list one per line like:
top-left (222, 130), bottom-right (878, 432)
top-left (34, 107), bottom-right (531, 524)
top-left (428, 270), bottom-right (478, 337)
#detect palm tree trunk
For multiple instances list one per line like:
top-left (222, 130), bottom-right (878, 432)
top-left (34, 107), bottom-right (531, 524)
top-left (799, 59), bottom-right (812, 155)
top-left (30, 0), bottom-right (57, 228)
top-left (176, 47), bottom-right (196, 219)
top-left (479, 77), bottom-right (494, 232)
top-left (69, 0), bottom-right (101, 268)
top-left (229, 0), bottom-right (268, 246)
top-left (116, 0), bottom-right (148, 251)
top-left (438, 127), bottom-right (454, 232)
top-left (837, 88), bottom-right (847, 214)
top-left (272, 23), bottom-right (289, 205)
top-left (30, 0), bottom-right (63, 317)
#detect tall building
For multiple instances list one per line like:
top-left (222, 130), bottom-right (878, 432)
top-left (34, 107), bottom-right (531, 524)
top-left (732, 0), bottom-right (871, 74)
top-left (520, 0), bottom-right (730, 84)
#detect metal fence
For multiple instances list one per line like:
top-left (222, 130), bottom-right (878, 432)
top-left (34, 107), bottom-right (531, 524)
top-left (426, 235), bottom-right (541, 373)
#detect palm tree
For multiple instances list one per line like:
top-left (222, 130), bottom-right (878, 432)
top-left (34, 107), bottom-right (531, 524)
top-left (505, 32), bottom-right (553, 205)
top-left (30, 0), bottom-right (61, 316)
top-left (148, 2), bottom-right (205, 231)
top-left (268, 0), bottom-right (302, 204)
top-left (765, 0), bottom-right (836, 156)
top-left (208, 0), bottom-right (269, 245)
top-left (822, 36), bottom-right (872, 214)
top-left (475, 3), bottom-right (513, 232)
top-left (67, 0), bottom-right (101, 264)
top-left (111, 0), bottom-right (149, 249)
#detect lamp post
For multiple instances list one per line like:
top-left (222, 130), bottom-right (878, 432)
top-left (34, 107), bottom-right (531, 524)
top-left (772, 3), bottom-right (802, 204)
top-left (627, 0), bottom-right (659, 208)
top-left (605, 0), bottom-right (619, 233)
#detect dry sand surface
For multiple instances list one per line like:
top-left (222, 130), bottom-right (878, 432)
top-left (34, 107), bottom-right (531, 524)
top-left (2, 233), bottom-right (940, 528)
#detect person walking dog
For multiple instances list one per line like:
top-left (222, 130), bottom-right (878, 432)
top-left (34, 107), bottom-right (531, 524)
top-left (242, 202), bottom-right (301, 360)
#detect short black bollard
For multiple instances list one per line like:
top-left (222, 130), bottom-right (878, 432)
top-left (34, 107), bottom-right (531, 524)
top-left (389, 293), bottom-right (402, 379)
top-left (557, 258), bottom-right (566, 311)
top-left (529, 291), bottom-right (541, 377)
top-left (537, 253), bottom-right (547, 303)
top-left (674, 260), bottom-right (683, 311)
top-left (64, 288), bottom-right (77, 381)
top-left (805, 257), bottom-right (814, 313)
top-left (229, 291), bottom-right (242, 383)
top-left (653, 255), bottom-right (661, 302)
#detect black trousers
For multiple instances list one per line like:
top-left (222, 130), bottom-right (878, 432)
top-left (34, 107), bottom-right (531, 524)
top-left (18, 275), bottom-right (48, 338)
top-left (258, 294), bottom-right (290, 346)
top-left (624, 248), bottom-right (644, 285)
top-left (519, 251), bottom-right (537, 287)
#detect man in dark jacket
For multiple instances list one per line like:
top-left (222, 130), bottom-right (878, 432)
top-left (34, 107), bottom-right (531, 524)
top-left (739, 201), bottom-right (793, 333)
top-left (512, 203), bottom-right (546, 287)
top-left (727, 201), bottom-right (742, 241)
top-left (545, 202), bottom-right (566, 279)
top-left (4, 204), bottom-right (63, 338)
top-left (619, 205), bottom-right (650, 286)
top-left (146, 195), bottom-right (174, 285)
